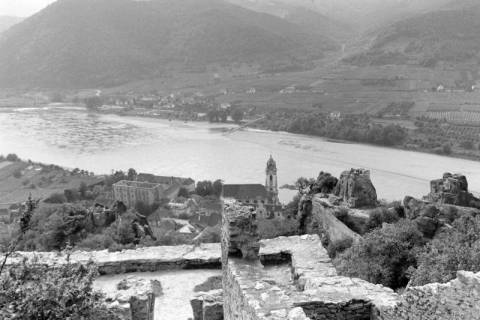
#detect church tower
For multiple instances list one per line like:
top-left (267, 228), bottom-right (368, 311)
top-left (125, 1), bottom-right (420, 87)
top-left (265, 155), bottom-right (278, 201)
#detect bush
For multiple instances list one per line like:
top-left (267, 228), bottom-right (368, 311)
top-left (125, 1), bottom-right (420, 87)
top-left (64, 189), bottom-right (80, 202)
top-left (365, 207), bottom-right (400, 232)
top-left (44, 193), bottom-right (67, 204)
top-left (460, 140), bottom-right (474, 150)
top-left (334, 220), bottom-right (425, 289)
top-left (12, 169), bottom-right (22, 179)
top-left (178, 187), bottom-right (190, 198)
top-left (257, 218), bottom-right (298, 239)
top-left (6, 153), bottom-right (19, 162)
top-left (76, 234), bottom-right (115, 251)
top-left (327, 238), bottom-right (353, 259)
top-left (0, 261), bottom-right (118, 319)
top-left (409, 214), bottom-right (480, 286)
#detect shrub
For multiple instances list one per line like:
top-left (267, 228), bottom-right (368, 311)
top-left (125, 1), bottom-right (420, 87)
top-left (64, 189), bottom-right (80, 202)
top-left (6, 153), bottom-right (19, 162)
top-left (365, 207), bottom-right (400, 232)
top-left (409, 214), bottom-right (480, 286)
top-left (44, 193), bottom-right (67, 204)
top-left (0, 261), bottom-right (118, 319)
top-left (76, 234), bottom-right (115, 251)
top-left (327, 238), bottom-right (353, 259)
top-left (334, 219), bottom-right (425, 289)
top-left (12, 169), bottom-right (22, 179)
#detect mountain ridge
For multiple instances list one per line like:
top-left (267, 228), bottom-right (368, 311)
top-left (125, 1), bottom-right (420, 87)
top-left (0, 0), bottom-right (337, 88)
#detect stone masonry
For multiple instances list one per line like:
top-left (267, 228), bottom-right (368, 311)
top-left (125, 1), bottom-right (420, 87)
top-left (222, 203), bottom-right (398, 320)
top-left (222, 202), bottom-right (480, 320)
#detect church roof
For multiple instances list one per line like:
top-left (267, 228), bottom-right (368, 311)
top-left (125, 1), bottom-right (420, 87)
top-left (222, 184), bottom-right (268, 200)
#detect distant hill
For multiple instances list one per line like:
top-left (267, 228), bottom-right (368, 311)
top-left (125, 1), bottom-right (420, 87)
top-left (0, 16), bottom-right (23, 34)
top-left (225, 0), bottom-right (352, 40)
top-left (226, 0), bottom-right (454, 32)
top-left (344, 4), bottom-right (480, 69)
top-left (0, 0), bottom-right (337, 88)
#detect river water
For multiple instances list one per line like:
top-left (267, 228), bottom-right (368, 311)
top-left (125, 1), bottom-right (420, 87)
top-left (1, 106), bottom-right (479, 203)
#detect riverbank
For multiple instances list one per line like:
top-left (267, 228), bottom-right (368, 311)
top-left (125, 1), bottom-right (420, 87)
top-left (91, 106), bottom-right (480, 163)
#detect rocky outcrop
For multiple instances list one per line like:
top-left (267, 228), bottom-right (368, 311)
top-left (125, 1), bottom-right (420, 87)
top-left (426, 173), bottom-right (480, 208)
top-left (334, 169), bottom-right (377, 208)
top-left (105, 276), bottom-right (162, 320)
top-left (404, 196), bottom-right (480, 238)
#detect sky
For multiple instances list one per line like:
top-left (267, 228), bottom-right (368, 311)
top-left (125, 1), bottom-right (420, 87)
top-left (0, 0), bottom-right (57, 17)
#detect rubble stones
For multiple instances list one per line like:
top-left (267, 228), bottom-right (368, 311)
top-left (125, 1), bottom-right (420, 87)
top-left (334, 169), bottom-right (377, 208)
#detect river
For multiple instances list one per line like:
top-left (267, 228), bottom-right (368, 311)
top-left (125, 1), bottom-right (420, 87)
top-left (1, 106), bottom-right (479, 203)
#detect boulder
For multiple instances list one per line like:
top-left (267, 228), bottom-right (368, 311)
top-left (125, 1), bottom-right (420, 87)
top-left (334, 169), bottom-right (377, 208)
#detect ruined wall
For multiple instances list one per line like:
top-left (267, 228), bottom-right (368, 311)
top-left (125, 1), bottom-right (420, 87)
top-left (378, 271), bottom-right (480, 320)
top-left (308, 196), bottom-right (362, 244)
top-left (3, 243), bottom-right (221, 275)
top-left (299, 301), bottom-right (372, 320)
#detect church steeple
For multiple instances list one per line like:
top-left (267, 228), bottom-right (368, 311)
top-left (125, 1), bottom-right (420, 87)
top-left (265, 155), bottom-right (278, 197)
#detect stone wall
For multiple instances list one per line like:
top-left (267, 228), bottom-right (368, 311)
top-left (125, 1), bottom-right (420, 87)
top-left (300, 195), bottom-right (362, 244)
top-left (377, 271), bottom-right (480, 320)
top-left (222, 202), bottom-right (396, 320)
top-left (3, 243), bottom-right (221, 275)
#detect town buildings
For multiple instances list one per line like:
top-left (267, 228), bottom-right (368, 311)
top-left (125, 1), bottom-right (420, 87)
top-left (222, 156), bottom-right (282, 219)
top-left (113, 174), bottom-right (195, 208)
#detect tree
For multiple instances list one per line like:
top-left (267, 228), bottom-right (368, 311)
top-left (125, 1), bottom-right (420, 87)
top-left (232, 109), bottom-right (244, 123)
top-left (6, 154), bottom-right (19, 162)
top-left (178, 187), bottom-right (190, 198)
top-left (84, 96), bottom-right (104, 110)
top-left (64, 189), bottom-right (80, 202)
top-left (127, 168), bottom-right (137, 181)
top-left (195, 181), bottom-right (214, 197)
top-left (79, 182), bottom-right (88, 199)
top-left (212, 180), bottom-right (223, 197)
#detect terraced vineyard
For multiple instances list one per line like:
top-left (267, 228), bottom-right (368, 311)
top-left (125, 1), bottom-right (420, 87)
top-left (425, 111), bottom-right (480, 125)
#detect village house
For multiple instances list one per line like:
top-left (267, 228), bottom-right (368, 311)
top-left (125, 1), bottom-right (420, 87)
top-left (113, 174), bottom-right (195, 208)
top-left (222, 156), bottom-right (282, 219)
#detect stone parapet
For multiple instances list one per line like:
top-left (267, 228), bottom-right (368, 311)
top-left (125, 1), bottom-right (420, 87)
top-left (2, 243), bottom-right (221, 275)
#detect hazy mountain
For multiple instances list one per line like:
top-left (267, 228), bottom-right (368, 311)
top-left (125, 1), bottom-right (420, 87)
top-left (228, 0), bottom-right (454, 31)
top-left (0, 16), bottom-right (23, 34)
top-left (344, 4), bottom-right (480, 68)
top-left (225, 0), bottom-right (352, 40)
top-left (0, 0), bottom-right (337, 88)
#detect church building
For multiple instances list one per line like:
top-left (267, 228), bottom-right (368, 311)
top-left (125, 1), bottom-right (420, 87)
top-left (222, 156), bottom-right (282, 219)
